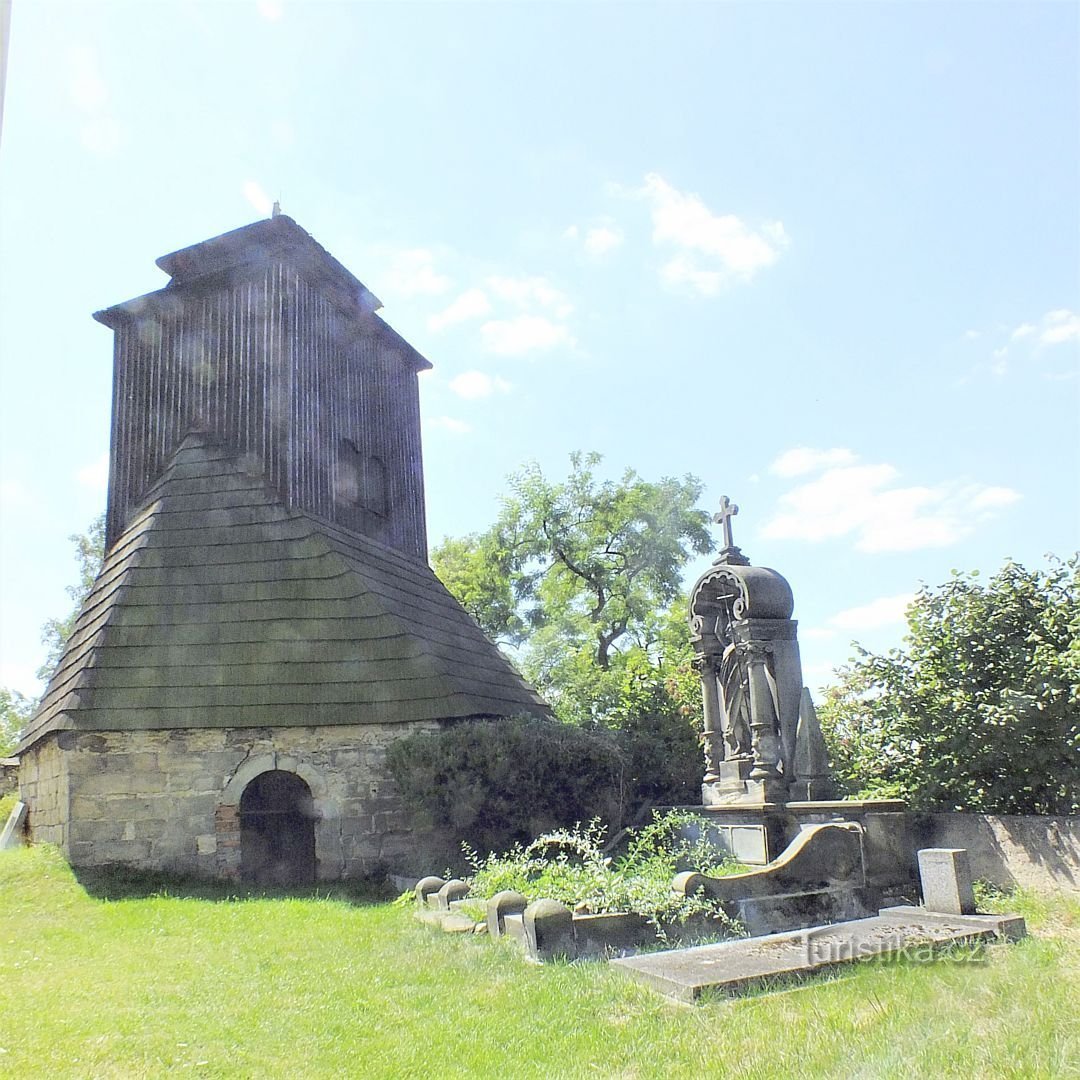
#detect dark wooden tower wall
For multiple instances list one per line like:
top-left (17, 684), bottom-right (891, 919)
top-left (94, 216), bottom-right (430, 562)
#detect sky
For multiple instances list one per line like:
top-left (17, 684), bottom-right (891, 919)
top-left (0, 0), bottom-right (1077, 704)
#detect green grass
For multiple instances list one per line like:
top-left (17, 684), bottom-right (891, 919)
top-left (2, 845), bottom-right (1078, 1079)
top-left (0, 792), bottom-right (17, 821)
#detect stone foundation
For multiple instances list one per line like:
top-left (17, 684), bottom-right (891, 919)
top-left (16, 722), bottom-right (443, 880)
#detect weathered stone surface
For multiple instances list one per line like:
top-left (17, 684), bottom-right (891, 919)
top-left (612, 906), bottom-right (1026, 1002)
top-left (486, 890), bottom-right (528, 939)
top-left (437, 879), bottom-right (469, 911)
top-left (918, 848), bottom-right (976, 915)
top-left (18, 724), bottom-right (448, 880)
top-left (415, 876), bottom-right (446, 906)
top-left (523, 899), bottom-right (575, 961)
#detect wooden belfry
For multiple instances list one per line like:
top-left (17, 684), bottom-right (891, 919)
top-left (14, 215), bottom-right (547, 882)
top-left (95, 213), bottom-right (429, 560)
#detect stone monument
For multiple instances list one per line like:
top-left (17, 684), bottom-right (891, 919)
top-left (679, 497), bottom-right (910, 885)
top-left (689, 497), bottom-right (832, 807)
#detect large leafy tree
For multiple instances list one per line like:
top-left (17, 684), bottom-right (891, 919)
top-left (432, 452), bottom-right (713, 725)
top-left (818, 556), bottom-right (1080, 815)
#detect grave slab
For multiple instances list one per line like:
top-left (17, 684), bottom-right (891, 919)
top-left (610, 906), bottom-right (1026, 1002)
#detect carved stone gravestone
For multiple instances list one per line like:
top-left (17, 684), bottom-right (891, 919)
top-left (689, 498), bottom-right (833, 806)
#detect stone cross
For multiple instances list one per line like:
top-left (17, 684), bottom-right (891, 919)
top-left (714, 496), bottom-right (739, 550)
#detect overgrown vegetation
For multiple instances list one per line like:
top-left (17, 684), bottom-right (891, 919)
top-left (432, 453), bottom-right (709, 818)
top-left (460, 811), bottom-right (745, 934)
top-left (819, 555), bottom-right (1080, 814)
top-left (386, 716), bottom-right (626, 855)
top-left (0, 688), bottom-right (31, 756)
top-left (2, 845), bottom-right (1077, 1077)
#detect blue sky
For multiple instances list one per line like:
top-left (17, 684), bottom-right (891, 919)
top-left (1, 0), bottom-right (1077, 701)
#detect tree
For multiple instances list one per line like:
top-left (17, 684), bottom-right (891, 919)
top-left (0, 688), bottom-right (32, 756)
top-left (37, 514), bottom-right (106, 681)
top-left (433, 452), bottom-right (712, 725)
top-left (818, 555), bottom-right (1080, 815)
top-left (432, 454), bottom-right (713, 817)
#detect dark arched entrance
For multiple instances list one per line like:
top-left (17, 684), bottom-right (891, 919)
top-left (239, 771), bottom-right (316, 885)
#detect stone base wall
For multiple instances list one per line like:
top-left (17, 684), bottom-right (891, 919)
top-left (17, 736), bottom-right (68, 848)
top-left (18, 723), bottom-right (444, 880)
top-left (914, 812), bottom-right (1080, 894)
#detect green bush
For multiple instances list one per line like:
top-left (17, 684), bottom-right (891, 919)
top-left (461, 810), bottom-right (745, 933)
top-left (819, 556), bottom-right (1080, 814)
top-left (385, 715), bottom-right (627, 855)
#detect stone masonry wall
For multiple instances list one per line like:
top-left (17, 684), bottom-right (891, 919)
top-left (20, 722), bottom-right (442, 880)
top-left (17, 735), bottom-right (69, 848)
top-left (915, 812), bottom-right (1080, 894)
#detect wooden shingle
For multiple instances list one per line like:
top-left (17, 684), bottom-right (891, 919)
top-left (17, 434), bottom-right (548, 752)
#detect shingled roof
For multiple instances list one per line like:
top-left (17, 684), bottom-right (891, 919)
top-left (17, 435), bottom-right (548, 752)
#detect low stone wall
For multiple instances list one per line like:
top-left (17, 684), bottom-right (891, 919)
top-left (17, 722), bottom-right (449, 880)
top-left (913, 813), bottom-right (1080, 893)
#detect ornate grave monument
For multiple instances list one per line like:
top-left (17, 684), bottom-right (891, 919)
top-left (690, 497), bottom-right (831, 807)
top-left (679, 498), bottom-right (915, 911)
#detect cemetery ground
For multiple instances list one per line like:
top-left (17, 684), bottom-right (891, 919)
top-left (1, 843), bottom-right (1077, 1079)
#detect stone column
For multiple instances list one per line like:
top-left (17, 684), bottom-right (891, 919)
top-left (694, 653), bottom-right (723, 785)
top-left (742, 641), bottom-right (786, 800)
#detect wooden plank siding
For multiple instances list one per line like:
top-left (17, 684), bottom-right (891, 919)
top-left (96, 216), bottom-right (429, 562)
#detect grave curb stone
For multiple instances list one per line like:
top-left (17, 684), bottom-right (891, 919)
top-left (523, 898), bottom-right (575, 961)
top-left (486, 890), bottom-right (528, 939)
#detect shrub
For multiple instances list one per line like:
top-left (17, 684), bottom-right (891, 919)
top-left (819, 556), bottom-right (1080, 814)
top-left (385, 715), bottom-right (626, 856)
top-left (462, 810), bottom-right (745, 934)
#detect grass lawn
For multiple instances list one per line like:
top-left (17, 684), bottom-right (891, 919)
top-left (1, 845), bottom-right (1077, 1079)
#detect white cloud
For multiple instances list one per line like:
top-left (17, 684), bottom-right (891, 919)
top-left (427, 416), bottom-right (472, 435)
top-left (486, 275), bottom-right (572, 318)
top-left (565, 221), bottom-right (623, 256)
top-left (763, 450), bottom-right (1021, 553)
top-left (1010, 323), bottom-right (1035, 342)
top-left (243, 179), bottom-right (274, 217)
top-left (76, 453), bottom-right (109, 493)
top-left (829, 593), bottom-right (915, 632)
top-left (639, 173), bottom-right (788, 290)
top-left (448, 371), bottom-right (511, 399)
top-left (480, 315), bottom-right (573, 357)
top-left (1040, 309), bottom-right (1080, 345)
top-left (584, 226), bottom-right (623, 256)
top-left (383, 249), bottom-right (451, 297)
top-left (428, 288), bottom-right (491, 332)
top-left (660, 255), bottom-right (724, 296)
top-left (967, 486), bottom-right (1022, 512)
top-left (769, 447), bottom-right (858, 478)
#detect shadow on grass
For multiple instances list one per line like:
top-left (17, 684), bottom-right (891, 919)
top-left (72, 863), bottom-right (398, 907)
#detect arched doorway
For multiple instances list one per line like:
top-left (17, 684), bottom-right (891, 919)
top-left (239, 770), bottom-right (316, 885)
